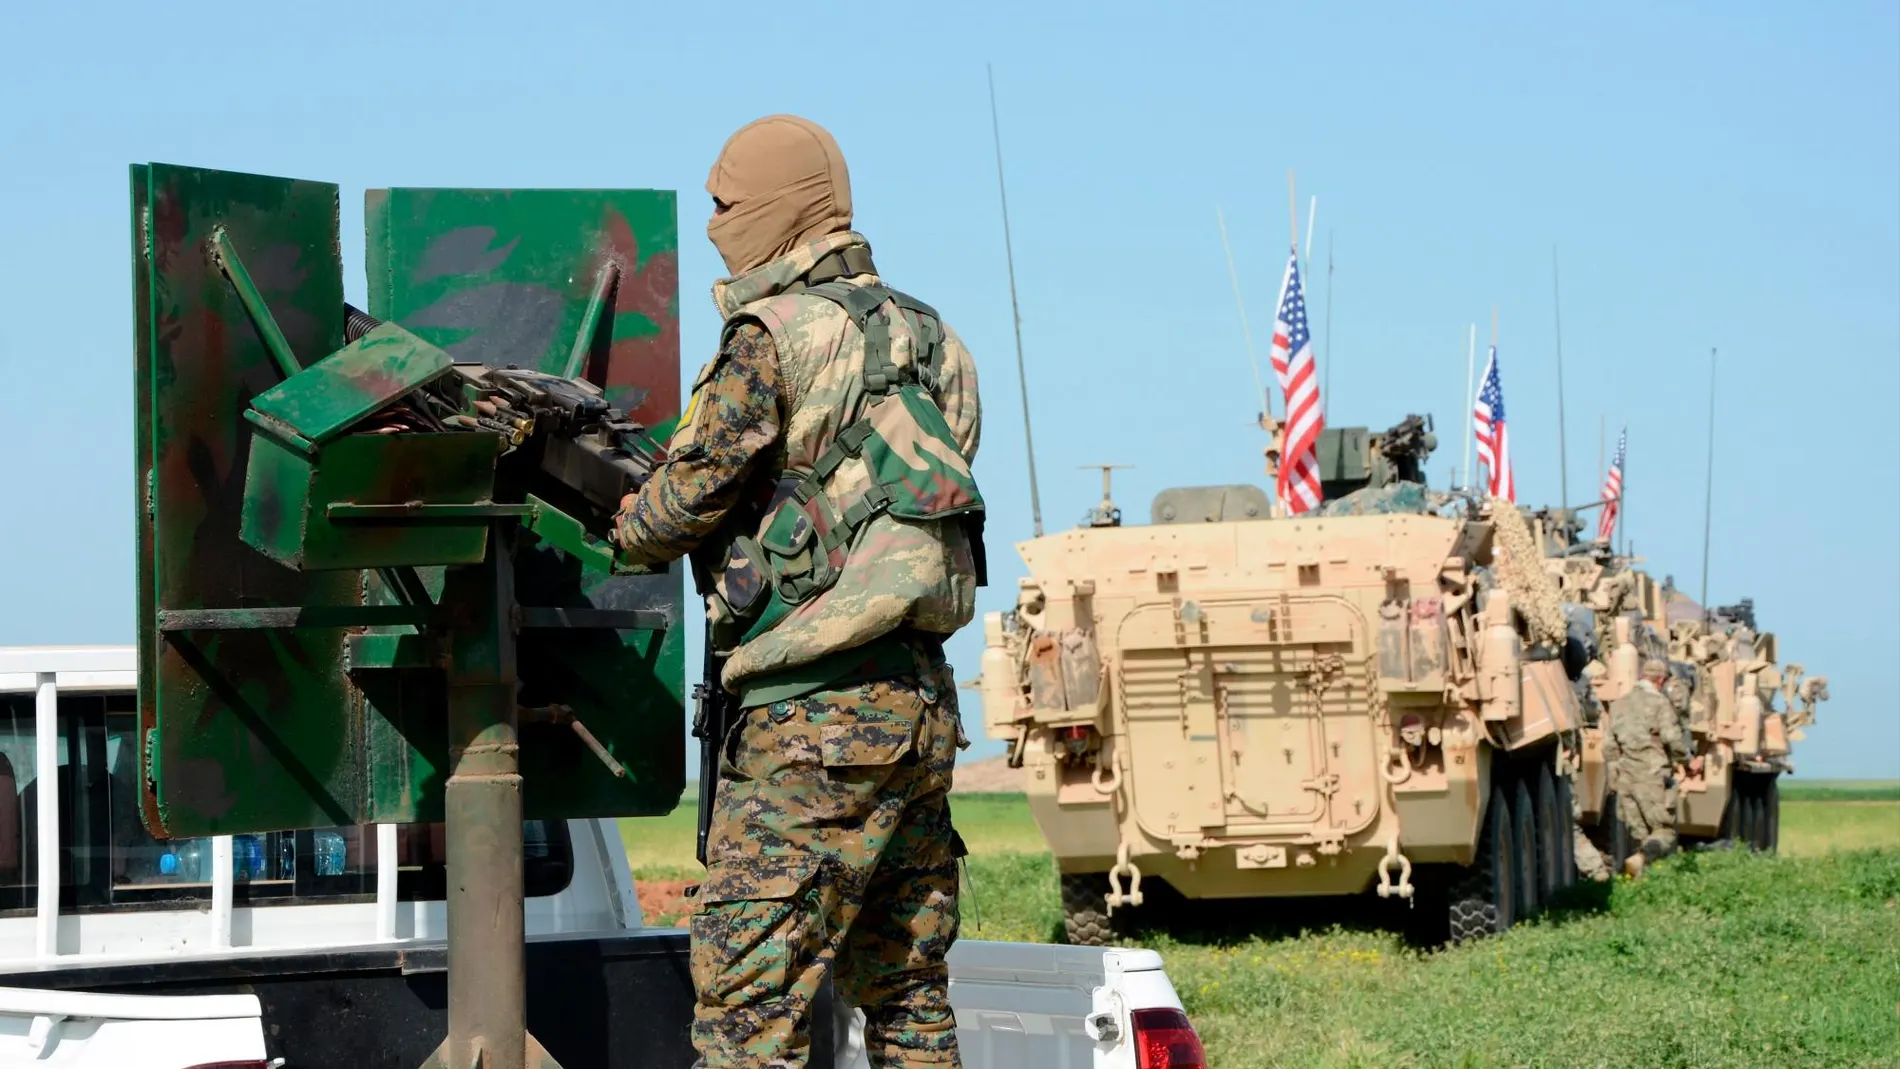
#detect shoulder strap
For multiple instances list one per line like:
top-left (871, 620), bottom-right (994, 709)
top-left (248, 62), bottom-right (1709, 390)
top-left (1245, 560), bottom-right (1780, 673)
top-left (802, 280), bottom-right (945, 395)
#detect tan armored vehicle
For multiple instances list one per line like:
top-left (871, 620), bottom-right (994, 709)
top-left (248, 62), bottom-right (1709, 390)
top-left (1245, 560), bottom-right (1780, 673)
top-left (1535, 523), bottom-right (1826, 862)
top-left (980, 417), bottom-right (1590, 944)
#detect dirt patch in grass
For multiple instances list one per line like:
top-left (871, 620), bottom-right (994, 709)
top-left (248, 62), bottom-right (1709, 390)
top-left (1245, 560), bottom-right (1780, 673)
top-left (638, 879), bottom-right (695, 928)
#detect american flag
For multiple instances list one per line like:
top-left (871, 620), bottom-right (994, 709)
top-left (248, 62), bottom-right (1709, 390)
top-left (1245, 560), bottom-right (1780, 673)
top-left (1597, 426), bottom-right (1626, 541)
top-left (1270, 250), bottom-right (1324, 514)
top-left (1472, 345), bottom-right (1514, 501)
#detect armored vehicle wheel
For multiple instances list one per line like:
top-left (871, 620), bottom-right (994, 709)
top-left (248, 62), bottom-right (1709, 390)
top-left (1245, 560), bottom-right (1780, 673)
top-left (1553, 768), bottom-right (1578, 889)
top-left (1718, 783), bottom-right (1739, 844)
top-left (1510, 773), bottom-right (1542, 917)
top-left (1532, 761), bottom-right (1565, 898)
top-left (1755, 778), bottom-right (1770, 854)
top-left (1060, 872), bottom-right (1126, 947)
top-left (1448, 777), bottom-right (1517, 943)
top-left (1735, 779), bottom-right (1761, 851)
top-left (1604, 791), bottom-right (1630, 873)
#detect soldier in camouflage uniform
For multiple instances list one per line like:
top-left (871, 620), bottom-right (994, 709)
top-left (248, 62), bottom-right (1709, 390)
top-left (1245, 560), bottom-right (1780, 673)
top-left (613, 114), bottom-right (982, 1068)
top-left (1606, 659), bottom-right (1695, 878)
top-left (1573, 789), bottom-right (1612, 882)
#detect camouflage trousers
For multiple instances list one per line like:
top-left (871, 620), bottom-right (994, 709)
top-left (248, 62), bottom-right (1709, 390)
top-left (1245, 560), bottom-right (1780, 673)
top-left (690, 663), bottom-right (964, 1068)
top-left (1571, 787), bottom-right (1611, 881)
top-left (1614, 768), bottom-right (1679, 864)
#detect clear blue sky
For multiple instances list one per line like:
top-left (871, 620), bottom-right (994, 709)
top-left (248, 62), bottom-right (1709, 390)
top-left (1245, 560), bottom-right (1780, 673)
top-left (2, 2), bottom-right (1895, 777)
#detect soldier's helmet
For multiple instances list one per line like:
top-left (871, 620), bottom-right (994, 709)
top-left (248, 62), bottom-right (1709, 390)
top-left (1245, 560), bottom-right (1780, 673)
top-left (1641, 658), bottom-right (1669, 678)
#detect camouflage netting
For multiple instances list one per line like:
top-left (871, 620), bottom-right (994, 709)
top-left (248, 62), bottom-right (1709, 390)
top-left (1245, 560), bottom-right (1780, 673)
top-left (1315, 481), bottom-right (1464, 518)
top-left (1488, 498), bottom-right (1567, 647)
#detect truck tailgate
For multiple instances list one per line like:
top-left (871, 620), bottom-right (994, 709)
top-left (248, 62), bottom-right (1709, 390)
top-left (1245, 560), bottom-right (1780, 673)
top-left (839, 940), bottom-right (1183, 1069)
top-left (0, 986), bottom-right (267, 1067)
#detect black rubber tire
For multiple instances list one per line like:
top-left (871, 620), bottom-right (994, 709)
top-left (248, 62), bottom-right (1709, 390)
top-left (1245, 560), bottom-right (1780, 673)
top-left (1511, 773), bottom-right (1542, 917)
top-left (1533, 761), bottom-right (1565, 898)
top-left (1448, 777), bottom-right (1517, 943)
top-left (1060, 873), bottom-right (1117, 946)
top-left (1605, 791), bottom-right (1630, 873)
top-left (1554, 770), bottom-right (1579, 889)
top-left (1750, 786), bottom-right (1767, 851)
top-left (1736, 777), bottom-right (1761, 851)
top-left (1718, 778), bottom-right (1739, 845)
top-left (1755, 778), bottom-right (1770, 854)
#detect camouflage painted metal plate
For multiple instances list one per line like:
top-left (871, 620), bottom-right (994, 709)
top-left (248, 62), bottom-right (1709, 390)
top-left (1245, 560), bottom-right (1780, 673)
top-left (135, 165), bottom-right (684, 835)
top-left (135, 163), bottom-right (362, 835)
top-left (362, 186), bottom-right (683, 824)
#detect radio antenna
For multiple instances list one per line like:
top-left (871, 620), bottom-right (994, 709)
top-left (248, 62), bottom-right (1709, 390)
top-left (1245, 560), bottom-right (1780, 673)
top-left (1553, 246), bottom-right (1571, 508)
top-left (1323, 229), bottom-right (1335, 423)
top-left (1462, 323), bottom-right (1476, 489)
top-left (1699, 347), bottom-right (1718, 618)
top-left (988, 64), bottom-right (1044, 537)
top-left (1216, 206), bottom-right (1269, 418)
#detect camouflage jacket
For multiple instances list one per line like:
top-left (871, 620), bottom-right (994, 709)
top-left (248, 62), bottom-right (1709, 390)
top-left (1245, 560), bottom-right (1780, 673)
top-left (1608, 680), bottom-right (1689, 775)
top-left (618, 232), bottom-right (982, 696)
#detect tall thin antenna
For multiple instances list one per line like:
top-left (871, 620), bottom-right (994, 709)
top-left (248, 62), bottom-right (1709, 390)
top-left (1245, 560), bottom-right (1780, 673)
top-left (1598, 414), bottom-right (1606, 498)
top-left (1323, 230), bottom-right (1334, 423)
top-left (1216, 206), bottom-right (1268, 417)
top-left (988, 64), bottom-right (1043, 538)
top-left (1552, 248), bottom-right (1570, 507)
top-left (1303, 195), bottom-right (1318, 265)
top-left (1699, 347), bottom-right (1718, 616)
top-left (1462, 324), bottom-right (1476, 489)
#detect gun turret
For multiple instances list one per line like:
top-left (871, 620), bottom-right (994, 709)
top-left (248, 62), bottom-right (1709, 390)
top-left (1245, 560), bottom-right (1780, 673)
top-left (1712, 597), bottom-right (1758, 631)
top-left (1315, 413), bottom-right (1438, 501)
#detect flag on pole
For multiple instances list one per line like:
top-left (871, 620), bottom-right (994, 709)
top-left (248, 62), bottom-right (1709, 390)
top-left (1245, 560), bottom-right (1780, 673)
top-left (1270, 249), bottom-right (1324, 513)
top-left (1473, 345), bottom-right (1514, 501)
top-left (1597, 425), bottom-right (1626, 541)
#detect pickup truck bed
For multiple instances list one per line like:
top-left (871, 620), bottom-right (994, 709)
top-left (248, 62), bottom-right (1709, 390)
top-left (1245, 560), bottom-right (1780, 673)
top-left (2, 931), bottom-right (713, 1068)
top-left (0, 646), bottom-right (1199, 1069)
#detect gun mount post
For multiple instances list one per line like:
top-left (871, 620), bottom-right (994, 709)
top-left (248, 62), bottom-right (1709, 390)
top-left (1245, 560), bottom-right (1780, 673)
top-left (425, 524), bottom-right (556, 1069)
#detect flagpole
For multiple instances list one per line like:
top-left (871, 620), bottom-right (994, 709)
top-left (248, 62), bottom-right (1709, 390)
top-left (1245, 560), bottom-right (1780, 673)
top-left (1699, 347), bottom-right (1718, 618)
top-left (1216, 206), bottom-right (1269, 420)
top-left (1618, 431), bottom-right (1629, 558)
top-left (1462, 324), bottom-right (1475, 489)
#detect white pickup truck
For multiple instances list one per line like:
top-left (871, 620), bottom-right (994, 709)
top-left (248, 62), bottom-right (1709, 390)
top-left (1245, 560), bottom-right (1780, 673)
top-left (0, 646), bottom-right (1202, 1069)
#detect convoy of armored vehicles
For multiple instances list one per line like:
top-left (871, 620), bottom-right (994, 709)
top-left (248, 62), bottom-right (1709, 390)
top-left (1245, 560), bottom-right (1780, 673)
top-left (979, 415), bottom-right (1825, 946)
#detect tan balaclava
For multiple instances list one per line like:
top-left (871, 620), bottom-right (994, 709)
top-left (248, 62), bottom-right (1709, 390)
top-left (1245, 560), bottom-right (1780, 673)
top-left (705, 115), bottom-right (852, 276)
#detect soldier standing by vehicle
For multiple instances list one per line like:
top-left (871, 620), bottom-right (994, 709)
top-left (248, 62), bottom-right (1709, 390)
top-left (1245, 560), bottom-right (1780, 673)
top-left (1607, 658), bottom-right (1695, 878)
top-left (613, 114), bottom-right (984, 1068)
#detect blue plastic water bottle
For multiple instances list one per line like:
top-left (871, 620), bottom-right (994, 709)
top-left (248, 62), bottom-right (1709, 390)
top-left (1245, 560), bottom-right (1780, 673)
top-left (315, 831), bottom-right (347, 877)
top-left (234, 836), bottom-right (263, 881)
top-left (177, 840), bottom-right (202, 882)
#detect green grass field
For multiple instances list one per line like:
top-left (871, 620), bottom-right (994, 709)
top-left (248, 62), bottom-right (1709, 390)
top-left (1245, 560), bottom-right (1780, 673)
top-left (624, 789), bottom-right (1900, 1068)
top-left (1781, 779), bottom-right (1900, 803)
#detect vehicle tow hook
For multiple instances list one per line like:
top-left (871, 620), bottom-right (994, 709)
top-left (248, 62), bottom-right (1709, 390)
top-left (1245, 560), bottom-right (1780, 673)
top-left (1106, 841), bottom-right (1144, 913)
top-left (1375, 833), bottom-right (1415, 903)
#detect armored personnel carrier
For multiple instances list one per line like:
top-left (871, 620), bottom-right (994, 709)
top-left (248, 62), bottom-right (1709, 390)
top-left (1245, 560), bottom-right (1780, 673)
top-left (1540, 537), bottom-right (1826, 863)
top-left (980, 416), bottom-right (1589, 945)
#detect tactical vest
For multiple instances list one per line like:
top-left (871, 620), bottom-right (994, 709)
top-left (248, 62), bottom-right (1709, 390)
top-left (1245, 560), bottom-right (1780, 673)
top-left (701, 251), bottom-right (986, 702)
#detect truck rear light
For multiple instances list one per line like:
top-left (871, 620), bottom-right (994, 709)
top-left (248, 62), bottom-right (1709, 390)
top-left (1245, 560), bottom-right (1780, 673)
top-left (1132, 1007), bottom-right (1207, 1069)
